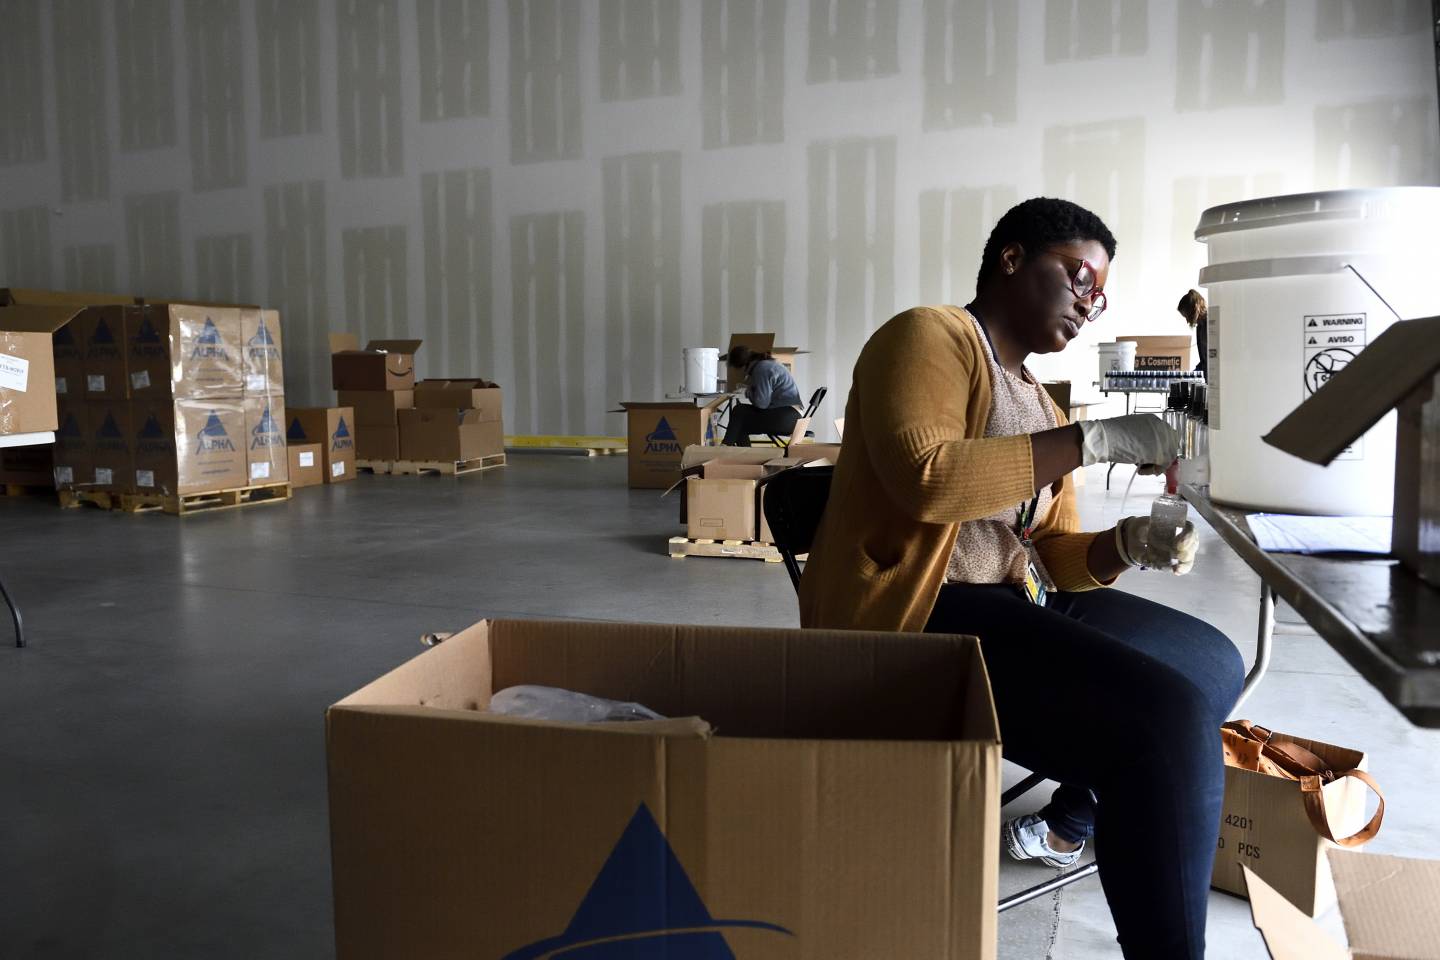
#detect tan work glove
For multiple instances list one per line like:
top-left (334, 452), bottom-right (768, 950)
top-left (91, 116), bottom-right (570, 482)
top-left (1115, 516), bottom-right (1199, 575)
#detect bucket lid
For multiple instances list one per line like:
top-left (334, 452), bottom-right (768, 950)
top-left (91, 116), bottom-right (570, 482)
top-left (1194, 187), bottom-right (1440, 241)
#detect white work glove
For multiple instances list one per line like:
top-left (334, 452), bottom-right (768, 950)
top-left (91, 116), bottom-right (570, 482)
top-left (1115, 516), bottom-right (1199, 575)
top-left (1076, 415), bottom-right (1182, 472)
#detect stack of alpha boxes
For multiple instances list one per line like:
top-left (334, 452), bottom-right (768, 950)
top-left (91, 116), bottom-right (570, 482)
top-left (50, 303), bottom-right (288, 498)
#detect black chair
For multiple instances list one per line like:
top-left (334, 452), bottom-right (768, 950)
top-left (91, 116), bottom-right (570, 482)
top-left (765, 386), bottom-right (828, 450)
top-left (762, 466), bottom-right (1099, 912)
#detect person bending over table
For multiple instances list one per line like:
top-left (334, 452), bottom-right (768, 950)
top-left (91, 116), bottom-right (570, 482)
top-left (799, 197), bottom-right (1243, 960)
top-left (722, 345), bottom-right (802, 446)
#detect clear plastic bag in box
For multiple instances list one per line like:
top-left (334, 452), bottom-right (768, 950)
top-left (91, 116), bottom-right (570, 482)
top-left (487, 685), bottom-right (665, 723)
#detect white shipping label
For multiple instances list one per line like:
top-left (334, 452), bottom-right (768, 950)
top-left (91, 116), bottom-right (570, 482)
top-left (251, 461), bottom-right (271, 480)
top-left (87, 374), bottom-right (105, 392)
top-left (331, 460), bottom-right (345, 477)
top-left (245, 374), bottom-right (266, 393)
top-left (136, 469), bottom-right (155, 488)
top-left (54, 466), bottom-right (73, 485)
top-left (0, 354), bottom-right (30, 392)
top-left (55, 376), bottom-right (68, 395)
top-left (299, 451), bottom-right (315, 468)
top-left (131, 370), bottom-right (151, 389)
top-left (95, 467), bottom-right (113, 485)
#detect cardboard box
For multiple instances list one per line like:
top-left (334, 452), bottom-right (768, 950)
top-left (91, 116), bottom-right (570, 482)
top-left (1264, 316), bottom-right (1440, 586)
top-left (288, 443), bottom-right (324, 489)
top-left (673, 443), bottom-right (841, 538)
top-left (1117, 334), bottom-right (1194, 371)
top-left (77, 305), bottom-right (134, 399)
top-left (1212, 730), bottom-right (1372, 916)
top-left (244, 395), bottom-right (289, 485)
top-left (0, 288), bottom-right (134, 308)
top-left (1244, 851), bottom-right (1440, 959)
top-left (356, 425), bottom-right (400, 462)
top-left (0, 305), bottom-right (80, 438)
top-left (287, 406), bottom-right (356, 483)
top-left (52, 399), bottom-right (90, 489)
top-left (132, 399), bottom-right (249, 495)
top-left (1041, 380), bottom-right (1071, 410)
top-left (621, 397), bottom-right (726, 489)
top-left (126, 304), bottom-right (244, 399)
top-left (330, 334), bottom-right (421, 391)
top-left (397, 408), bottom-right (503, 462)
top-left (0, 444), bottom-right (53, 486)
top-left (51, 318), bottom-right (83, 400)
top-left (412, 379), bottom-right (503, 420)
top-left (241, 308), bottom-right (285, 397)
top-left (337, 389), bottom-right (413, 427)
top-left (725, 332), bottom-right (807, 392)
top-left (86, 399), bottom-right (136, 493)
top-left (327, 618), bottom-right (1002, 960)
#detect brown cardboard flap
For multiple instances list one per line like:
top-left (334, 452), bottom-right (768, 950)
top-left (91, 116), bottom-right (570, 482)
top-left (0, 305), bottom-right (85, 333)
top-left (680, 444), bottom-right (776, 469)
top-left (1329, 850), bottom-right (1440, 960)
top-left (329, 332), bottom-right (360, 353)
top-left (727, 332), bottom-right (776, 357)
top-left (1264, 316), bottom-right (1440, 465)
top-left (1242, 865), bottom-right (1349, 960)
top-left (366, 339), bottom-right (423, 354)
top-left (0, 288), bottom-right (134, 307)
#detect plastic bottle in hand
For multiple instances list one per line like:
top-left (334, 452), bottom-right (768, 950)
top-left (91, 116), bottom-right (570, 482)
top-left (1148, 461), bottom-right (1188, 569)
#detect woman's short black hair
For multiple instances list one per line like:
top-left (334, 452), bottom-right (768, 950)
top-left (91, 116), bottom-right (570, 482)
top-left (975, 197), bottom-right (1117, 292)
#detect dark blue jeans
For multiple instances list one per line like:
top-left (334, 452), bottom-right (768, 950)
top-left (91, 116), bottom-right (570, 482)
top-left (926, 584), bottom-right (1244, 960)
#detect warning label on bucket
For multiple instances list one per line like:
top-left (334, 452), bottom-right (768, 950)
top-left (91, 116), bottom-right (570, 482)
top-left (1302, 313), bottom-right (1365, 460)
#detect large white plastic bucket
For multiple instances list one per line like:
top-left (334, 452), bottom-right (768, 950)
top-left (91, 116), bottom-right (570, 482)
top-left (1196, 187), bottom-right (1440, 515)
top-left (683, 347), bottom-right (720, 395)
top-left (1098, 341), bottom-right (1136, 381)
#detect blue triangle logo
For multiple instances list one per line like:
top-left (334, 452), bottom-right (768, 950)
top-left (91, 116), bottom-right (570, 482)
top-left (98, 413), bottom-right (123, 439)
top-left (334, 417), bottom-right (350, 439)
top-left (136, 316), bottom-right (162, 343)
top-left (199, 412), bottom-right (228, 437)
top-left (54, 324), bottom-right (75, 346)
top-left (139, 415), bottom-right (167, 439)
top-left (502, 804), bottom-right (790, 959)
top-left (253, 404), bottom-right (279, 436)
top-left (58, 413), bottom-right (81, 439)
top-left (91, 317), bottom-right (115, 345)
top-left (197, 318), bottom-right (220, 344)
top-left (286, 416), bottom-right (307, 442)
top-left (646, 417), bottom-right (678, 444)
top-left (247, 319), bottom-right (276, 346)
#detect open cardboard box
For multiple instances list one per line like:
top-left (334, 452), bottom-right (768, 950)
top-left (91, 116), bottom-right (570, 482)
top-left (1244, 851), bottom-right (1440, 959)
top-left (330, 333), bottom-right (422, 391)
top-left (327, 618), bottom-right (1002, 960)
top-left (0, 305), bottom-right (83, 440)
top-left (670, 442), bottom-right (840, 542)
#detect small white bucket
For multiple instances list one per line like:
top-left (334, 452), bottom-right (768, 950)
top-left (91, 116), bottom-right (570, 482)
top-left (683, 347), bottom-right (720, 395)
top-left (1098, 341), bottom-right (1137, 381)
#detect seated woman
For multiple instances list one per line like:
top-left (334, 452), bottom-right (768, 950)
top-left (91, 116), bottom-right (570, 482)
top-left (722, 346), bottom-right (802, 446)
top-left (799, 197), bottom-right (1243, 960)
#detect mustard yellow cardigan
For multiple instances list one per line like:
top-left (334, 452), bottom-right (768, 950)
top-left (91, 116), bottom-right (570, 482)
top-left (799, 305), bottom-right (1105, 633)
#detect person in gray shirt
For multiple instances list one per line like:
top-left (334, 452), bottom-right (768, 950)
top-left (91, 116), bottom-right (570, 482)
top-left (722, 346), bottom-right (802, 445)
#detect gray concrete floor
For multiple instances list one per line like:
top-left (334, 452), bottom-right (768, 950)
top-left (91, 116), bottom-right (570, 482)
top-left (0, 456), bottom-right (1435, 958)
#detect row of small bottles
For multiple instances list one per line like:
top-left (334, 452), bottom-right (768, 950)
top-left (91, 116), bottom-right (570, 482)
top-left (1167, 379), bottom-right (1209, 484)
top-left (1105, 369), bottom-right (1205, 391)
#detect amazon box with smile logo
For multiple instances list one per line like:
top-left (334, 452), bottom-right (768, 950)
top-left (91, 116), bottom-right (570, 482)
top-left (327, 619), bottom-right (1003, 960)
top-left (330, 333), bottom-right (421, 391)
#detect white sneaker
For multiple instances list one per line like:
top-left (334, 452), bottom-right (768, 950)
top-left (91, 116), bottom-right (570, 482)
top-left (1003, 813), bottom-right (1084, 868)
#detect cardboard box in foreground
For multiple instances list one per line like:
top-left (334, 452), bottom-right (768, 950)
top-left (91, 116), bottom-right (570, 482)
top-left (327, 618), bottom-right (1002, 960)
top-left (0, 305), bottom-right (80, 438)
top-left (1244, 851), bottom-right (1440, 959)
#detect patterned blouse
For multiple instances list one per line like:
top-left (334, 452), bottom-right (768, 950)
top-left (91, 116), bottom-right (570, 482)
top-left (945, 310), bottom-right (1058, 586)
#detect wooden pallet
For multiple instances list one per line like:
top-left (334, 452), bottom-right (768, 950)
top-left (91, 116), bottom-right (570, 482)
top-left (358, 454), bottom-right (507, 476)
top-left (3, 482), bottom-right (55, 497)
top-left (60, 482), bottom-right (291, 516)
top-left (505, 436), bottom-right (627, 457)
top-left (667, 536), bottom-right (784, 562)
